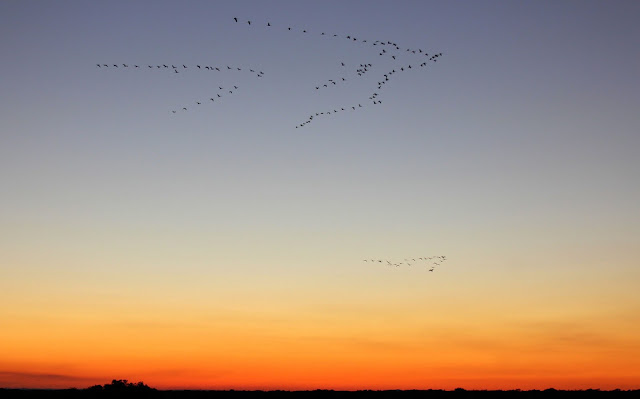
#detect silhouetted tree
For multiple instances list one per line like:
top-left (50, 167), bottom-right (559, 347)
top-left (84, 380), bottom-right (156, 396)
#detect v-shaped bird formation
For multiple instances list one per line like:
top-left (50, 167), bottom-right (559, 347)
top-left (97, 17), bottom-right (443, 126)
top-left (95, 63), bottom-right (263, 113)
top-left (364, 256), bottom-right (447, 272)
top-left (231, 18), bottom-right (442, 128)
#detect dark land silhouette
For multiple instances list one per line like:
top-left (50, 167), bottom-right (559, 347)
top-left (1, 381), bottom-right (639, 399)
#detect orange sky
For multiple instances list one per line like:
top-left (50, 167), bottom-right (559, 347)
top-left (2, 275), bottom-right (639, 390)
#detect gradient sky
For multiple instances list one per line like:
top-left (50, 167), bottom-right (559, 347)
top-left (1, 0), bottom-right (639, 391)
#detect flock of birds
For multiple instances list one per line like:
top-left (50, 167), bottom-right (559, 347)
top-left (96, 63), bottom-right (264, 112)
top-left (364, 256), bottom-right (447, 272)
top-left (96, 63), bottom-right (264, 78)
top-left (97, 17), bottom-right (443, 126)
top-left (96, 18), bottom-right (448, 274)
top-left (231, 18), bottom-right (443, 128)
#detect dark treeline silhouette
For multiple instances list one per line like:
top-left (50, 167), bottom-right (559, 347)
top-left (87, 379), bottom-right (156, 393)
top-left (1, 384), bottom-right (639, 399)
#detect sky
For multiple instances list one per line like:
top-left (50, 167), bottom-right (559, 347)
top-left (1, 0), bottom-right (639, 391)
